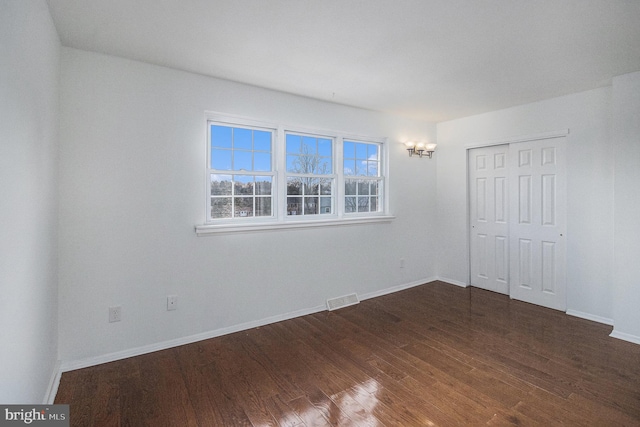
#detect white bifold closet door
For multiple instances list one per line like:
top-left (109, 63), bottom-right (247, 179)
top-left (469, 144), bottom-right (510, 294)
top-left (469, 137), bottom-right (567, 311)
top-left (508, 137), bottom-right (566, 311)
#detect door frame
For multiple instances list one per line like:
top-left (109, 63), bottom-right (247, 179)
top-left (465, 129), bottom-right (569, 294)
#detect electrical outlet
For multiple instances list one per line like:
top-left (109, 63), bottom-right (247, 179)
top-left (167, 295), bottom-right (177, 311)
top-left (400, 258), bottom-right (405, 268)
top-left (108, 306), bottom-right (122, 323)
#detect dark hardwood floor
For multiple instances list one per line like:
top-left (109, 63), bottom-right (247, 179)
top-left (55, 281), bottom-right (640, 426)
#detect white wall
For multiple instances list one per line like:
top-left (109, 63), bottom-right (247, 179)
top-left (436, 87), bottom-right (614, 322)
top-left (0, 0), bottom-right (60, 403)
top-left (611, 71), bottom-right (640, 343)
top-left (57, 48), bottom-right (438, 363)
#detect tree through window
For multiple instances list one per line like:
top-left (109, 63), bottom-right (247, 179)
top-left (285, 133), bottom-right (334, 216)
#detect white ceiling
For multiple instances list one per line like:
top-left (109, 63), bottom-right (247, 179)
top-left (46, 0), bottom-right (640, 122)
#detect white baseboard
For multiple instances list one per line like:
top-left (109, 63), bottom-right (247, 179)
top-left (359, 277), bottom-right (438, 301)
top-left (566, 309), bottom-right (614, 326)
top-left (610, 329), bottom-right (640, 345)
top-left (436, 277), bottom-right (469, 288)
top-left (60, 304), bottom-right (325, 372)
top-left (44, 360), bottom-right (62, 404)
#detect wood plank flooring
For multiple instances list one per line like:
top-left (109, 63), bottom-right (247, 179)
top-left (55, 281), bottom-right (640, 426)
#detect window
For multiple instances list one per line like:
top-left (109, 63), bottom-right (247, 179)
top-left (201, 114), bottom-right (391, 233)
top-left (343, 140), bottom-right (382, 213)
top-left (208, 123), bottom-right (274, 220)
top-left (285, 133), bottom-right (334, 216)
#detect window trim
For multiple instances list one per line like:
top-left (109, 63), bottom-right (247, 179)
top-left (198, 112), bottom-right (392, 234)
top-left (207, 118), bottom-right (277, 222)
top-left (343, 139), bottom-right (385, 214)
top-left (284, 130), bottom-right (336, 218)
top-left (195, 215), bottom-right (396, 236)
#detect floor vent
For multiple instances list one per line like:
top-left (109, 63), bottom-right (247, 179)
top-left (326, 293), bottom-right (360, 311)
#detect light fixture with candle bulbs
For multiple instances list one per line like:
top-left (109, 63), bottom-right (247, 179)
top-left (404, 141), bottom-right (437, 158)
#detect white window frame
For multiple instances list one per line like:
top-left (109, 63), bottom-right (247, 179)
top-left (206, 117), bottom-right (278, 224)
top-left (196, 113), bottom-right (394, 236)
top-left (283, 129), bottom-right (337, 219)
top-left (342, 139), bottom-right (386, 216)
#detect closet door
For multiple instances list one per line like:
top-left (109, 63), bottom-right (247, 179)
top-left (468, 145), bottom-right (509, 294)
top-left (509, 137), bottom-right (566, 310)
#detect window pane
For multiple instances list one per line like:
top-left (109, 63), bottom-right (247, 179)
top-left (255, 197), bottom-right (271, 217)
top-left (344, 177), bottom-right (381, 214)
top-left (233, 150), bottom-right (252, 171)
top-left (302, 136), bottom-right (316, 154)
top-left (255, 176), bottom-right (272, 195)
top-left (286, 155), bottom-right (298, 172)
top-left (254, 152), bottom-right (271, 171)
top-left (233, 128), bottom-right (252, 150)
top-left (343, 141), bottom-right (355, 159)
top-left (210, 124), bottom-right (273, 176)
top-left (287, 177), bottom-right (302, 195)
top-left (371, 181), bottom-right (379, 195)
top-left (358, 181), bottom-right (370, 195)
top-left (211, 149), bottom-right (232, 170)
top-left (345, 180), bottom-right (356, 195)
top-left (345, 197), bottom-right (357, 213)
top-left (344, 159), bottom-right (356, 176)
top-left (358, 197), bottom-right (369, 212)
top-left (289, 154), bottom-right (317, 174)
top-left (368, 144), bottom-right (379, 160)
top-left (211, 125), bottom-right (232, 148)
top-left (318, 157), bottom-right (332, 174)
top-left (287, 133), bottom-right (333, 176)
top-left (355, 160), bottom-right (367, 176)
top-left (286, 134), bottom-right (301, 154)
top-left (344, 141), bottom-right (381, 179)
top-left (370, 196), bottom-right (379, 212)
top-left (211, 174), bottom-right (232, 196)
top-left (305, 197), bottom-right (318, 215)
top-left (318, 138), bottom-right (332, 156)
top-left (254, 130), bottom-right (271, 151)
top-left (304, 178), bottom-right (319, 195)
top-left (320, 178), bottom-right (332, 195)
top-left (235, 197), bottom-right (253, 217)
top-left (320, 197), bottom-right (332, 214)
top-left (304, 155), bottom-right (317, 174)
top-left (367, 161), bottom-right (378, 176)
top-left (211, 197), bottom-right (232, 218)
top-left (287, 197), bottom-right (302, 215)
top-left (234, 176), bottom-right (254, 195)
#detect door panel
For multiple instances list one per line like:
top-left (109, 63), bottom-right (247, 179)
top-left (518, 175), bottom-right (532, 224)
top-left (469, 145), bottom-right (509, 294)
top-left (495, 177), bottom-right (507, 222)
top-left (518, 238), bottom-right (532, 289)
top-left (509, 137), bottom-right (566, 310)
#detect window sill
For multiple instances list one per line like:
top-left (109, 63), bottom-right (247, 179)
top-left (195, 215), bottom-right (395, 236)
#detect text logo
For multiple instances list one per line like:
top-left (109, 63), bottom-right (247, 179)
top-left (0, 406), bottom-right (69, 427)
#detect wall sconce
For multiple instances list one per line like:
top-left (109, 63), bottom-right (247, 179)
top-left (404, 142), bottom-right (437, 158)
